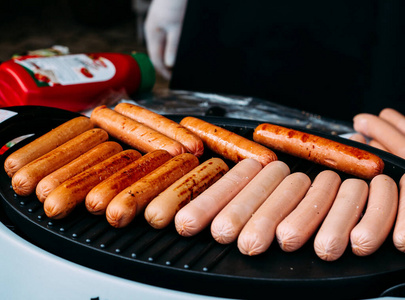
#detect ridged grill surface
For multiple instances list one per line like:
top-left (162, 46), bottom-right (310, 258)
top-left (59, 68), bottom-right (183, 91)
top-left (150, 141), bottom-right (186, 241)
top-left (2, 106), bottom-right (405, 299)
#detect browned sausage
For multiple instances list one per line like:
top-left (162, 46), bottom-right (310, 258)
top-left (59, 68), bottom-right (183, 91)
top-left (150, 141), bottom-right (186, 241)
top-left (175, 158), bottom-right (263, 237)
top-left (106, 153), bottom-right (200, 228)
top-left (180, 116), bottom-right (277, 166)
top-left (44, 149), bottom-right (142, 219)
top-left (4, 116), bottom-right (93, 177)
top-left (253, 123), bottom-right (384, 180)
top-left (36, 141), bottom-right (123, 203)
top-left (144, 157), bottom-right (229, 229)
top-left (114, 102), bottom-right (204, 157)
top-left (11, 128), bottom-right (109, 196)
top-left (85, 150), bottom-right (172, 215)
top-left (90, 105), bottom-right (186, 156)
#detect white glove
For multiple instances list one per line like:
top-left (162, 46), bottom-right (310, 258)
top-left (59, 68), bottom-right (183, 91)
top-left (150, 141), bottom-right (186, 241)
top-left (144, 0), bottom-right (188, 80)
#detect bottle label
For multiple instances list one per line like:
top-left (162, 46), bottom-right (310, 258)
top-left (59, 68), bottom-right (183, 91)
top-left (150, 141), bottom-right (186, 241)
top-left (14, 54), bottom-right (116, 87)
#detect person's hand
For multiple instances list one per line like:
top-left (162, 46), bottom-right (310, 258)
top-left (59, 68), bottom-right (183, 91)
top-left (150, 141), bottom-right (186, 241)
top-left (350, 108), bottom-right (405, 159)
top-left (144, 0), bottom-right (188, 80)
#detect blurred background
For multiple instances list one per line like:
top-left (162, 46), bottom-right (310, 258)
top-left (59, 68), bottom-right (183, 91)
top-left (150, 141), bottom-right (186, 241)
top-left (0, 0), bottom-right (169, 89)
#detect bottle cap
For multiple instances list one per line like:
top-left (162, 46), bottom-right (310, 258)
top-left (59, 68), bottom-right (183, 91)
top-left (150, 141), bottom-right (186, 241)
top-left (130, 52), bottom-right (156, 92)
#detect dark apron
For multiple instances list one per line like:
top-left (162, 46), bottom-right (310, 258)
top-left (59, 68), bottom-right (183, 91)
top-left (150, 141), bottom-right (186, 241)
top-left (170, 0), bottom-right (405, 122)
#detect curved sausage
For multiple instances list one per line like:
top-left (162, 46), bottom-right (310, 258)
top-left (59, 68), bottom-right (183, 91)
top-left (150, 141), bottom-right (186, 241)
top-left (379, 108), bottom-right (405, 135)
top-left (11, 128), bottom-right (108, 196)
top-left (4, 116), bottom-right (93, 177)
top-left (90, 105), bottom-right (186, 156)
top-left (44, 149), bottom-right (142, 219)
top-left (115, 102), bottom-right (204, 157)
top-left (349, 133), bottom-right (367, 144)
top-left (36, 141), bottom-right (123, 203)
top-left (180, 116), bottom-right (277, 166)
top-left (393, 174), bottom-right (405, 252)
top-left (314, 178), bottom-right (369, 261)
top-left (350, 174), bottom-right (398, 256)
top-left (237, 172), bottom-right (311, 256)
top-left (106, 153), bottom-right (199, 228)
top-left (145, 157), bottom-right (229, 229)
top-left (175, 158), bottom-right (263, 237)
top-left (276, 170), bottom-right (341, 252)
top-left (368, 139), bottom-right (389, 152)
top-left (211, 160), bottom-right (290, 244)
top-left (353, 113), bottom-right (405, 159)
top-left (85, 150), bottom-right (172, 215)
top-left (254, 123), bottom-right (384, 180)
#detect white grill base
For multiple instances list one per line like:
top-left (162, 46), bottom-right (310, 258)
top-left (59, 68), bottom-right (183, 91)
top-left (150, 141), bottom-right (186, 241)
top-left (0, 222), bottom-right (224, 300)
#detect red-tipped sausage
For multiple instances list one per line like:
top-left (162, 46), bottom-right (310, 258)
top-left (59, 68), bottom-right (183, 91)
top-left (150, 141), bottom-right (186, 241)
top-left (276, 170), bottom-right (341, 252)
top-left (175, 158), bottom-right (263, 237)
top-left (211, 160), bottom-right (290, 244)
top-left (180, 116), bottom-right (277, 166)
top-left (11, 128), bottom-right (108, 196)
top-left (350, 174), bottom-right (398, 256)
top-left (237, 172), bottom-right (311, 256)
top-left (90, 105), bottom-right (186, 156)
top-left (115, 102), bottom-right (204, 157)
top-left (314, 178), bottom-right (369, 261)
top-left (4, 116), bottom-right (94, 177)
top-left (106, 153), bottom-right (199, 228)
top-left (253, 123), bottom-right (384, 179)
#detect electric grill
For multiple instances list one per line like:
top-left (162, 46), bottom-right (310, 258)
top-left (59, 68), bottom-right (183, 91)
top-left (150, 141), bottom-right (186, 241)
top-left (1, 105), bottom-right (405, 300)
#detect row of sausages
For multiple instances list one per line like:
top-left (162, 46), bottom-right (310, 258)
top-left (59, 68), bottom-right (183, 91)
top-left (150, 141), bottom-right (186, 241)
top-left (2, 103), bottom-right (399, 260)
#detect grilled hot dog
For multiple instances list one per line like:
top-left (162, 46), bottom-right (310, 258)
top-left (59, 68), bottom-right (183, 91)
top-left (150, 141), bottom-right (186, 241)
top-left (85, 150), bottom-right (172, 215)
top-left (12, 128), bottom-right (108, 196)
top-left (44, 149), bottom-right (142, 219)
top-left (115, 102), bottom-right (204, 157)
top-left (106, 153), bottom-right (199, 228)
top-left (4, 116), bottom-right (94, 177)
top-left (145, 157), bottom-right (229, 229)
top-left (180, 116), bottom-right (277, 166)
top-left (36, 141), bottom-right (123, 203)
top-left (253, 123), bottom-right (384, 180)
top-left (90, 105), bottom-right (186, 156)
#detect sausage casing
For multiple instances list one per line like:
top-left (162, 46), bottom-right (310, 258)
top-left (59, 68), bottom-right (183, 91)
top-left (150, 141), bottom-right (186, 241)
top-left (85, 149), bottom-right (172, 215)
top-left (4, 116), bottom-right (94, 177)
top-left (106, 153), bottom-right (200, 228)
top-left (253, 123), bottom-right (384, 180)
top-left (145, 157), bottom-right (229, 229)
top-left (11, 128), bottom-right (109, 196)
top-left (44, 149), bottom-right (142, 219)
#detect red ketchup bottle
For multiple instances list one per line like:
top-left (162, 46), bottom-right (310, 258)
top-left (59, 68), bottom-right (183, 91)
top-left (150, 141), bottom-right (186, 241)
top-left (0, 52), bottom-right (155, 112)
